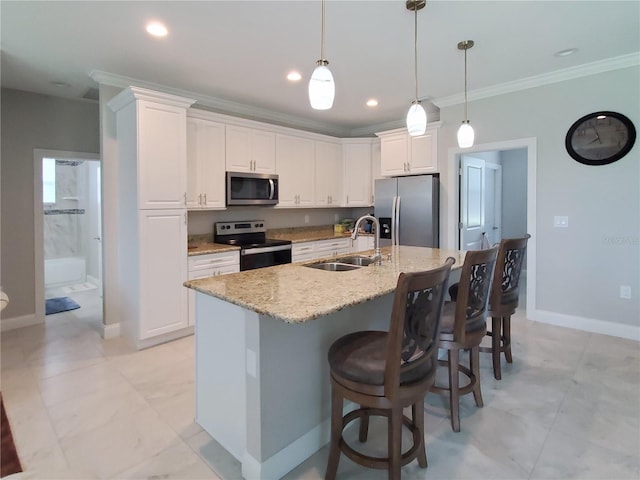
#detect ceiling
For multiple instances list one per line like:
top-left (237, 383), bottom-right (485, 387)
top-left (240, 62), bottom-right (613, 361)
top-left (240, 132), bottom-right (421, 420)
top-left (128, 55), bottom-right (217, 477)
top-left (1, 1), bottom-right (639, 136)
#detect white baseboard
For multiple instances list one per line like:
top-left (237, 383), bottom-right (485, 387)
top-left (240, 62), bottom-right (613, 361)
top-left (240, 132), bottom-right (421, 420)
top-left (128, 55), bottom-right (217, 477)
top-left (136, 326), bottom-right (194, 350)
top-left (531, 309), bottom-right (640, 342)
top-left (1, 313), bottom-right (42, 332)
top-left (102, 322), bottom-right (121, 339)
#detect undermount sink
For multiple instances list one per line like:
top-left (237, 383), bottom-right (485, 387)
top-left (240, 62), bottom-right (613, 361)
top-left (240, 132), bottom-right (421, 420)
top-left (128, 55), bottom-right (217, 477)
top-left (305, 262), bottom-right (363, 272)
top-left (334, 255), bottom-right (376, 267)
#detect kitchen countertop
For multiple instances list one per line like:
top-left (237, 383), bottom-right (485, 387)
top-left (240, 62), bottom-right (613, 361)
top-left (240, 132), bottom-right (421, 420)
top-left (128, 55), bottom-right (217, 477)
top-left (187, 242), bottom-right (240, 256)
top-left (184, 245), bottom-right (465, 324)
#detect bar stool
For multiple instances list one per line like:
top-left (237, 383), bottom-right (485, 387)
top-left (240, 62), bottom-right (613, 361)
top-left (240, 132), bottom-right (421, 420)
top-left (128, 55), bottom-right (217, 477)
top-left (482, 234), bottom-right (531, 379)
top-left (431, 246), bottom-right (498, 432)
top-left (325, 258), bottom-right (455, 480)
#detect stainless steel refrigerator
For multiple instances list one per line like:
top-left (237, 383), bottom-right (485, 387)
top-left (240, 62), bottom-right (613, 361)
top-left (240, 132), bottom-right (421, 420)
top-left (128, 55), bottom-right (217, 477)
top-left (374, 175), bottom-right (439, 248)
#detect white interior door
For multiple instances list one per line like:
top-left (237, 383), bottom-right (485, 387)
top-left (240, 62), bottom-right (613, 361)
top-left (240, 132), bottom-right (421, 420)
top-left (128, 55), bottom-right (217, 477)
top-left (459, 155), bottom-right (485, 250)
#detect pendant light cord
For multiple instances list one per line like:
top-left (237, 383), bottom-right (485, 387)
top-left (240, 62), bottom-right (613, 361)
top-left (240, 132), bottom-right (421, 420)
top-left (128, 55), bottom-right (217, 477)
top-left (321, 0), bottom-right (326, 61)
top-left (413, 3), bottom-right (418, 102)
top-left (464, 46), bottom-right (468, 122)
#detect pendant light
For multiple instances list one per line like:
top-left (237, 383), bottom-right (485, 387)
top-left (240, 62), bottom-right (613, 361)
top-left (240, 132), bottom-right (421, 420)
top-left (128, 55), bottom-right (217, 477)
top-left (406, 0), bottom-right (427, 137)
top-left (457, 40), bottom-right (475, 148)
top-left (308, 0), bottom-right (334, 110)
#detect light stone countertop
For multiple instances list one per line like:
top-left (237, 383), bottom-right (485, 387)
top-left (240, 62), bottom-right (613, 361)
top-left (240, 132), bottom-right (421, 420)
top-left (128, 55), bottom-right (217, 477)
top-left (187, 243), bottom-right (240, 256)
top-left (184, 245), bottom-right (466, 324)
top-left (267, 225), bottom-right (373, 243)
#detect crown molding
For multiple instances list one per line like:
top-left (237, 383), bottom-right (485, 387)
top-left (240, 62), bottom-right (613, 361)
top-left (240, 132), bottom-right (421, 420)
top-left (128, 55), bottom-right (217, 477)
top-left (433, 52), bottom-right (640, 108)
top-left (90, 70), bottom-right (350, 137)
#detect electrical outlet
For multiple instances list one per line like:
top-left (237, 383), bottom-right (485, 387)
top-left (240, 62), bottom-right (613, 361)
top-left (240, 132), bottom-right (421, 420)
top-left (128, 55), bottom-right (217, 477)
top-left (246, 349), bottom-right (257, 377)
top-left (304, 215), bottom-right (310, 224)
top-left (554, 216), bottom-right (569, 228)
top-left (620, 285), bottom-right (632, 299)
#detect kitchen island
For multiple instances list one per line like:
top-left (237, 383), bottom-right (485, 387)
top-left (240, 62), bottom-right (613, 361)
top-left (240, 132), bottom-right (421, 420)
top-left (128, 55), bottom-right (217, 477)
top-left (184, 245), bottom-right (465, 479)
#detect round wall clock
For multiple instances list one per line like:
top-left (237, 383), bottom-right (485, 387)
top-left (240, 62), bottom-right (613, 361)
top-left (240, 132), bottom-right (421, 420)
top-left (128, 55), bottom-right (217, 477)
top-left (565, 111), bottom-right (636, 166)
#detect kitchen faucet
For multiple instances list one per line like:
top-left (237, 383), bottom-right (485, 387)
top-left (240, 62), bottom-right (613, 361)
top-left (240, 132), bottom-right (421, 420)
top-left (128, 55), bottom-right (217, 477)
top-left (352, 215), bottom-right (382, 266)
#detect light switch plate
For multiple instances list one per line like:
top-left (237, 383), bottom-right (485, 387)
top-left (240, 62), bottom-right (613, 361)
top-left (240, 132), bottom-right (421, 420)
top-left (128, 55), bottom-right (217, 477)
top-left (620, 285), bottom-right (632, 299)
top-left (554, 216), bottom-right (569, 228)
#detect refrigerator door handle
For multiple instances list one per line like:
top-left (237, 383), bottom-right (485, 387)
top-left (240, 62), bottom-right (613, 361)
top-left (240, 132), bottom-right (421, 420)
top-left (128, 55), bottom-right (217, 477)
top-left (391, 195), bottom-right (398, 246)
top-left (394, 195), bottom-right (401, 246)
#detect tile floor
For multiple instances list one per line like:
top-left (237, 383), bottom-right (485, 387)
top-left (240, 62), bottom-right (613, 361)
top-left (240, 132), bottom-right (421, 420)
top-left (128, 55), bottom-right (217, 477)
top-left (1, 287), bottom-right (639, 479)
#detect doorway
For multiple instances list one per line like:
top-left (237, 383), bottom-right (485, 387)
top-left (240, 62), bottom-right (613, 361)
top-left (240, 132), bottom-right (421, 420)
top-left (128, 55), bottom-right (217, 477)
top-left (34, 149), bottom-right (103, 327)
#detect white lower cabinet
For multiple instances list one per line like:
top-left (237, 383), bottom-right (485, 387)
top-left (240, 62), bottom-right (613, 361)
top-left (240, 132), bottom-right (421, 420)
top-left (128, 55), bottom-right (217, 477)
top-left (314, 238), bottom-right (352, 259)
top-left (292, 243), bottom-right (316, 263)
top-left (187, 251), bottom-right (239, 325)
top-left (352, 235), bottom-right (375, 253)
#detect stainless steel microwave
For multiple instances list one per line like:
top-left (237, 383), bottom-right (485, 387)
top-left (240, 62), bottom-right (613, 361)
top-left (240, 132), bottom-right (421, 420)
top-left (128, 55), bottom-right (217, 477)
top-left (226, 171), bottom-right (279, 206)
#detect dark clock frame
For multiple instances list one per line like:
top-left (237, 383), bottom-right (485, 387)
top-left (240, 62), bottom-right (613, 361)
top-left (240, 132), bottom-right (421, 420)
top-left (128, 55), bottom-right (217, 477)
top-left (565, 111), bottom-right (636, 166)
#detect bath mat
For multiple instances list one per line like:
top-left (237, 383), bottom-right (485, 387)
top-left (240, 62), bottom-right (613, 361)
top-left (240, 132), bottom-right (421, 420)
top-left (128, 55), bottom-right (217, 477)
top-left (1, 392), bottom-right (23, 476)
top-left (45, 296), bottom-right (80, 315)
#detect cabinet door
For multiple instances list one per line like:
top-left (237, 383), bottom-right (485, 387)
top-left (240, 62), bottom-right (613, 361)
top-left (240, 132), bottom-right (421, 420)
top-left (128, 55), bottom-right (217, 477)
top-left (343, 143), bottom-right (372, 207)
top-left (276, 134), bottom-right (315, 207)
top-left (187, 268), bottom-right (214, 326)
top-left (370, 141), bottom-right (381, 205)
top-left (198, 120), bottom-right (226, 208)
top-left (409, 129), bottom-right (438, 173)
top-left (251, 130), bottom-right (276, 173)
top-left (139, 209), bottom-right (188, 339)
top-left (186, 119), bottom-right (201, 209)
top-left (138, 101), bottom-right (187, 209)
top-left (380, 133), bottom-right (408, 177)
top-left (226, 125), bottom-right (253, 172)
top-left (315, 141), bottom-right (342, 207)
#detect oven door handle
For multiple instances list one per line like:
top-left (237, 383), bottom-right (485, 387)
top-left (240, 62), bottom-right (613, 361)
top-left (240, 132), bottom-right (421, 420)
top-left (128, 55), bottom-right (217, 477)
top-left (242, 245), bottom-right (292, 256)
top-left (268, 179), bottom-right (275, 200)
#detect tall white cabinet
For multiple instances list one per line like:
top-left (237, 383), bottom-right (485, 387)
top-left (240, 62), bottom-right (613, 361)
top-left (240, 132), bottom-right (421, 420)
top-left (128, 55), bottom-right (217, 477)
top-left (109, 87), bottom-right (195, 349)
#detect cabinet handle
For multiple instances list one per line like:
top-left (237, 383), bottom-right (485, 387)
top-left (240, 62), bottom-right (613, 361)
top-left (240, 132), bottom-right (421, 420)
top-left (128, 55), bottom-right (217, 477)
top-left (198, 193), bottom-right (202, 205)
top-left (184, 192), bottom-right (187, 206)
top-left (346, 195), bottom-right (349, 204)
top-left (184, 212), bottom-right (187, 225)
top-left (203, 193), bottom-right (207, 205)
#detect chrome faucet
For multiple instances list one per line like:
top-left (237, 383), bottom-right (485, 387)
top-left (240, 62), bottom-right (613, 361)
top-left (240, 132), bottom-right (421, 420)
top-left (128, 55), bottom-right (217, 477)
top-left (352, 215), bottom-right (382, 265)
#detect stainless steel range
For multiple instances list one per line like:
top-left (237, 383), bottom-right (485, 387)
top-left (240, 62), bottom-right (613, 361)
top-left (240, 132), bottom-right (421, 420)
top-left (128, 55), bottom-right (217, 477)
top-left (214, 221), bottom-right (292, 271)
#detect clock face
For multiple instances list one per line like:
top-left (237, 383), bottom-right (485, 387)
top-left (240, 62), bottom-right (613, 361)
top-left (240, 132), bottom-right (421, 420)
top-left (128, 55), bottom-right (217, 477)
top-left (566, 111), bottom-right (636, 166)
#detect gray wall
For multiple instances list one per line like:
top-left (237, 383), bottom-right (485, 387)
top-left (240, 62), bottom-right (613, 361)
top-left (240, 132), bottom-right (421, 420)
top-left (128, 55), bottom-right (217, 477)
top-left (438, 66), bottom-right (639, 328)
top-left (501, 148), bottom-right (528, 239)
top-left (0, 88), bottom-right (99, 319)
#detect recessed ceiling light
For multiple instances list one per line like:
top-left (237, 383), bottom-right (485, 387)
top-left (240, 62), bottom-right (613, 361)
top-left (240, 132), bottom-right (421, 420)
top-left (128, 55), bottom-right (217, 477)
top-left (366, 99), bottom-right (379, 107)
top-left (555, 48), bottom-right (577, 57)
top-left (146, 21), bottom-right (168, 37)
top-left (287, 71), bottom-right (302, 82)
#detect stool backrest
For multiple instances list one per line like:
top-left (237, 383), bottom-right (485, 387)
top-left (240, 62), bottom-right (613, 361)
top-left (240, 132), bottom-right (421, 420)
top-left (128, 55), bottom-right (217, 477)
top-left (489, 234), bottom-right (531, 316)
top-left (385, 257), bottom-right (455, 397)
top-left (453, 246), bottom-right (499, 344)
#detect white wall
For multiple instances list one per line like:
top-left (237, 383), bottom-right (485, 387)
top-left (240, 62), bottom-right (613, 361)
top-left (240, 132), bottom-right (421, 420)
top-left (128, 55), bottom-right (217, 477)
top-left (0, 88), bottom-right (99, 320)
top-left (438, 66), bottom-right (639, 335)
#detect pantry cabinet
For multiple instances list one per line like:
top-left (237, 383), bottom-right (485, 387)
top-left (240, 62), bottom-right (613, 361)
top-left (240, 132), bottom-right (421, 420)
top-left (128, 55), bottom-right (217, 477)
top-left (275, 134), bottom-right (315, 208)
top-left (377, 125), bottom-right (439, 177)
top-left (226, 125), bottom-right (276, 173)
top-left (186, 117), bottom-right (226, 209)
top-left (342, 140), bottom-right (373, 207)
top-left (315, 140), bottom-right (342, 207)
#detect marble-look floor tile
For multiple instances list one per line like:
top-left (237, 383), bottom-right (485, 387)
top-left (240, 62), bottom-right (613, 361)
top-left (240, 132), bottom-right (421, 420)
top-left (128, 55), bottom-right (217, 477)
top-left (47, 382), bottom-right (149, 440)
top-left (530, 427), bottom-right (640, 479)
top-left (60, 408), bottom-right (181, 479)
top-left (129, 356), bottom-right (194, 403)
top-left (149, 385), bottom-right (202, 440)
top-left (114, 439), bottom-right (220, 479)
top-left (186, 430), bottom-right (242, 480)
top-left (107, 340), bottom-right (188, 382)
top-left (36, 361), bottom-right (128, 407)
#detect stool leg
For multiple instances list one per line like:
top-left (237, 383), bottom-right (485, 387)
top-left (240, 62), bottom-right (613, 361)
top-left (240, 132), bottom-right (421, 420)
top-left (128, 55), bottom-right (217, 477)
top-left (492, 316), bottom-right (502, 380)
top-left (388, 407), bottom-right (402, 480)
top-left (503, 315), bottom-right (513, 363)
top-left (412, 402), bottom-right (427, 468)
top-left (325, 386), bottom-right (342, 480)
top-left (470, 346), bottom-right (483, 407)
top-left (448, 348), bottom-right (460, 432)
top-left (358, 408), bottom-right (369, 443)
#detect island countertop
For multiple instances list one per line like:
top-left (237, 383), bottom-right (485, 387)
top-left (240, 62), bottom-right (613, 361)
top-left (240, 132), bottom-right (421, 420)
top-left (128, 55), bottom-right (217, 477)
top-left (184, 245), bottom-right (465, 323)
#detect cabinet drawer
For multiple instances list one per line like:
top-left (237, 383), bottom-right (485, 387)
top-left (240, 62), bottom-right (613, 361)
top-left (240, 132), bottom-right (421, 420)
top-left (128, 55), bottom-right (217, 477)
top-left (188, 251), bottom-right (239, 271)
top-left (292, 243), bottom-right (315, 255)
top-left (314, 238), bottom-right (351, 252)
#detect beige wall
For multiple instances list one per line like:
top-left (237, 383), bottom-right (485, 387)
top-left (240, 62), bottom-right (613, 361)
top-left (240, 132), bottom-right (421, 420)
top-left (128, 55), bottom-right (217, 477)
top-left (0, 88), bottom-right (99, 319)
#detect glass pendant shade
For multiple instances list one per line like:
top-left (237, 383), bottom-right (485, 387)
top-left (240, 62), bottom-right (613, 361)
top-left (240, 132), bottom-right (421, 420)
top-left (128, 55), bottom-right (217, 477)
top-left (406, 102), bottom-right (427, 136)
top-left (457, 121), bottom-right (475, 148)
top-left (309, 62), bottom-right (335, 110)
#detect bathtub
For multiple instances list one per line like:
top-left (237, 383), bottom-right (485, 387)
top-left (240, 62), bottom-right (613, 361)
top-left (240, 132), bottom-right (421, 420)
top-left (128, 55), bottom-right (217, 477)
top-left (45, 257), bottom-right (86, 289)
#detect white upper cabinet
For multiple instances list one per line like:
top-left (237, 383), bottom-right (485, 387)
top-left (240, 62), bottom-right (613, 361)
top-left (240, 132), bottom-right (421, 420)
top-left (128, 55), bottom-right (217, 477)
top-left (275, 134), bottom-right (315, 208)
top-left (377, 125), bottom-right (439, 177)
top-left (314, 140), bottom-right (342, 207)
top-left (342, 140), bottom-right (373, 207)
top-left (370, 140), bottom-right (382, 206)
top-left (226, 125), bottom-right (275, 173)
top-left (187, 117), bottom-right (226, 209)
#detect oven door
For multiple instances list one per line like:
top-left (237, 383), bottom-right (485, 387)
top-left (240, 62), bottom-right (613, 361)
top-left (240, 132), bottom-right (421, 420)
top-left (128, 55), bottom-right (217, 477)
top-left (241, 244), bottom-right (292, 271)
top-left (227, 172), bottom-right (278, 206)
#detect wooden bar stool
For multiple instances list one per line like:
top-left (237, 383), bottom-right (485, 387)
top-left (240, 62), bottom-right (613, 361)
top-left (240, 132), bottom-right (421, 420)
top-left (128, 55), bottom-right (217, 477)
top-left (431, 247), bottom-right (498, 432)
top-left (325, 258), bottom-right (455, 480)
top-left (482, 234), bottom-right (531, 379)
